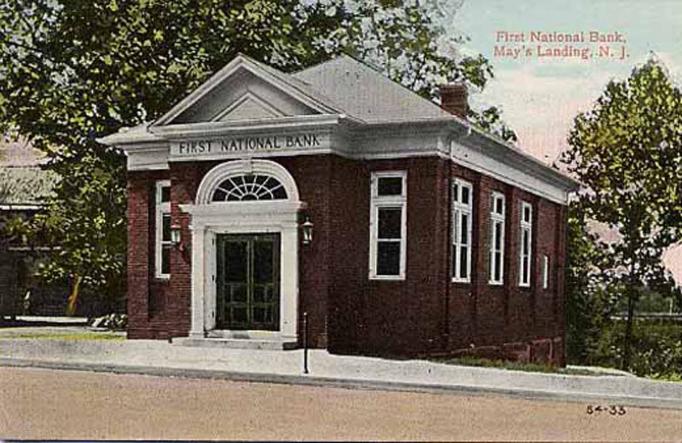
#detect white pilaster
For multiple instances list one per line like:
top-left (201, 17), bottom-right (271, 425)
top-left (189, 223), bottom-right (206, 338)
top-left (280, 222), bottom-right (299, 339)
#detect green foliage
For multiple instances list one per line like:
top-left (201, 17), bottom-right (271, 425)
top-left (587, 320), bottom-right (682, 380)
top-left (3, 331), bottom-right (124, 340)
top-left (432, 356), bottom-right (606, 376)
top-left (0, 0), bottom-right (515, 300)
top-left (565, 204), bottom-right (616, 363)
top-left (561, 57), bottom-right (682, 369)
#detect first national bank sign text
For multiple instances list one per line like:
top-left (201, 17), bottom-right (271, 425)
top-left (171, 132), bottom-right (324, 159)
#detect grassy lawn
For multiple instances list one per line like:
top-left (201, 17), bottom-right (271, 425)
top-left (432, 356), bottom-right (614, 376)
top-left (648, 373), bottom-right (682, 382)
top-left (0, 331), bottom-right (124, 341)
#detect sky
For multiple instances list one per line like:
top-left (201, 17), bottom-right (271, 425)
top-left (453, 0), bottom-right (682, 163)
top-left (451, 0), bottom-right (682, 281)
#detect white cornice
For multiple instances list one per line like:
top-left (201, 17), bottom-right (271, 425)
top-left (151, 114), bottom-right (352, 140)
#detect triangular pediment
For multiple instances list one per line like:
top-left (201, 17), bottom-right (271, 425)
top-left (153, 55), bottom-right (341, 127)
top-left (216, 92), bottom-right (283, 121)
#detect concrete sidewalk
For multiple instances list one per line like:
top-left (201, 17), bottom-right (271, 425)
top-left (1, 336), bottom-right (681, 409)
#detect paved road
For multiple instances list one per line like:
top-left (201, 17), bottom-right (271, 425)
top-left (1, 367), bottom-right (681, 440)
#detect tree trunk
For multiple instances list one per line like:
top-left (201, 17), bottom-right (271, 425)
top-left (621, 248), bottom-right (639, 371)
top-left (622, 286), bottom-right (636, 370)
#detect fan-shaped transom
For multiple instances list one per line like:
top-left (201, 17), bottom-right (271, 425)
top-left (211, 174), bottom-right (288, 202)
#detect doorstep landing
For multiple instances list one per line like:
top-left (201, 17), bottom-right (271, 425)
top-left (172, 336), bottom-right (298, 351)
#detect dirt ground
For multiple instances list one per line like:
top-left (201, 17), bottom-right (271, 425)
top-left (1, 366), bottom-right (681, 441)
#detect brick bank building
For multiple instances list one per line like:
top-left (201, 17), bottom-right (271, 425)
top-left (99, 54), bottom-right (578, 364)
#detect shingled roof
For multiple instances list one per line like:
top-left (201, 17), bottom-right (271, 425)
top-left (292, 55), bottom-right (454, 123)
top-left (0, 166), bottom-right (58, 207)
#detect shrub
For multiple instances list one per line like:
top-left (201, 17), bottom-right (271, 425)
top-left (90, 313), bottom-right (128, 331)
top-left (588, 320), bottom-right (682, 379)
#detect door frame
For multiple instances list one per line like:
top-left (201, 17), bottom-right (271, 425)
top-left (215, 232), bottom-right (281, 331)
top-left (180, 159), bottom-right (302, 342)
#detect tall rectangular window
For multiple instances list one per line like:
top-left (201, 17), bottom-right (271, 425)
top-left (452, 179), bottom-right (473, 282)
top-left (489, 192), bottom-right (505, 285)
top-left (519, 201), bottom-right (533, 287)
top-left (155, 180), bottom-right (171, 279)
top-left (370, 171), bottom-right (407, 280)
top-left (542, 255), bottom-right (550, 289)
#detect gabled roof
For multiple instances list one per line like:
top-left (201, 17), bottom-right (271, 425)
top-left (153, 54), bottom-right (344, 127)
top-left (152, 53), bottom-right (455, 128)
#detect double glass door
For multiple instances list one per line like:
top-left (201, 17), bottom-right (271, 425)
top-left (216, 233), bottom-right (280, 331)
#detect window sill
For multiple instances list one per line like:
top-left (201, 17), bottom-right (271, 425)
top-left (452, 278), bottom-right (471, 284)
top-left (369, 275), bottom-right (406, 282)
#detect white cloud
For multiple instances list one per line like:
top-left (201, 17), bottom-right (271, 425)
top-left (471, 60), bottom-right (617, 163)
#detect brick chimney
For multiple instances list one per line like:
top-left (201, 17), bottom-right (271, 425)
top-left (439, 82), bottom-right (469, 119)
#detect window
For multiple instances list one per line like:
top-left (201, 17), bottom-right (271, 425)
top-left (489, 192), bottom-right (505, 285)
top-left (519, 201), bottom-right (533, 287)
top-left (452, 179), bottom-right (473, 282)
top-left (542, 255), bottom-right (550, 289)
top-left (155, 180), bottom-right (171, 279)
top-left (211, 174), bottom-right (287, 201)
top-left (370, 171), bottom-right (407, 279)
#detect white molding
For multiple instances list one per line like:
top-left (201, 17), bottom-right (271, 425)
top-left (113, 126), bottom-right (570, 205)
top-left (449, 138), bottom-right (571, 204)
top-left (519, 201), bottom-right (533, 288)
top-left (195, 159), bottom-right (300, 204)
top-left (542, 254), bottom-right (550, 289)
top-left (489, 191), bottom-right (506, 285)
top-left (154, 114), bottom-right (346, 139)
top-left (182, 159), bottom-right (302, 340)
top-left (212, 90), bottom-right (286, 122)
top-left (452, 178), bottom-right (473, 283)
top-left (369, 171), bottom-right (407, 280)
top-left (124, 144), bottom-right (169, 171)
top-left (154, 180), bottom-right (171, 280)
top-left (106, 119), bottom-right (575, 204)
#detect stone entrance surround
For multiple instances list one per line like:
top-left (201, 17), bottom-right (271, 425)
top-left (178, 159), bottom-right (302, 349)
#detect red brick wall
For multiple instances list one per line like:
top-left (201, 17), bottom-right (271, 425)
top-left (126, 169), bottom-right (169, 339)
top-left (125, 154), bottom-right (568, 364)
top-left (326, 156), bottom-right (451, 356)
top-left (445, 164), bottom-right (567, 364)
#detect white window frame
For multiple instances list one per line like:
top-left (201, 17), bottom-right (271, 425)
top-left (452, 179), bottom-right (473, 282)
top-left (542, 255), bottom-right (550, 289)
top-left (519, 201), bottom-right (533, 287)
top-left (155, 180), bottom-right (171, 279)
top-left (489, 192), bottom-right (505, 285)
top-left (369, 171), bottom-right (407, 280)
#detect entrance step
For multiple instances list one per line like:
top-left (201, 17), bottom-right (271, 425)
top-left (173, 337), bottom-right (298, 351)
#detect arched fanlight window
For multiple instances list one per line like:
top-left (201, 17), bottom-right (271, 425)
top-left (211, 174), bottom-right (288, 202)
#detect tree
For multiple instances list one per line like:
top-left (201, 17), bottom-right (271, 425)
top-left (565, 203), bottom-right (611, 363)
top-left (560, 57), bottom-right (682, 369)
top-left (0, 0), bottom-right (515, 305)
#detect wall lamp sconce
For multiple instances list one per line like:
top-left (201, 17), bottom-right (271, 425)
top-left (170, 224), bottom-right (182, 247)
top-left (301, 217), bottom-right (314, 245)
top-left (171, 223), bottom-right (190, 257)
